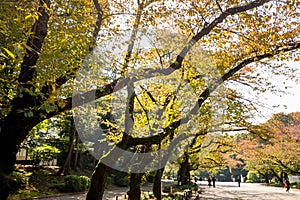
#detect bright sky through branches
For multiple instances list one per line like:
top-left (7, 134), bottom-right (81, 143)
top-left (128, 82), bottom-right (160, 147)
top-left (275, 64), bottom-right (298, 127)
top-left (247, 61), bottom-right (300, 123)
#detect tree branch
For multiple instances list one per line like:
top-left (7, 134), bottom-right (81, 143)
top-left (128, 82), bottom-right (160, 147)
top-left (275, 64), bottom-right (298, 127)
top-left (11, 0), bottom-right (51, 110)
top-left (38, 0), bottom-right (105, 105)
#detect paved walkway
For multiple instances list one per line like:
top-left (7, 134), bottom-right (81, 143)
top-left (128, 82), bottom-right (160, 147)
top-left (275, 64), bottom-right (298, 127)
top-left (37, 185), bottom-right (152, 200)
top-left (33, 181), bottom-right (300, 200)
top-left (193, 181), bottom-right (300, 200)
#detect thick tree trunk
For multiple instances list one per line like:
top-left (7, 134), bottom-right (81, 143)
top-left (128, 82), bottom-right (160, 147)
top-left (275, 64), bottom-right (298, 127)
top-left (0, 145), bottom-right (16, 200)
top-left (128, 173), bottom-right (143, 200)
top-left (0, 114), bottom-right (37, 199)
top-left (0, 1), bottom-right (50, 198)
top-left (153, 168), bottom-right (164, 200)
top-left (86, 162), bottom-right (111, 200)
top-left (177, 153), bottom-right (190, 186)
top-left (86, 137), bottom-right (130, 200)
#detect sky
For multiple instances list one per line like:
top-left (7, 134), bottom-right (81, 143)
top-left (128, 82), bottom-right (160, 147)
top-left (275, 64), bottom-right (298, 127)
top-left (245, 61), bottom-right (300, 123)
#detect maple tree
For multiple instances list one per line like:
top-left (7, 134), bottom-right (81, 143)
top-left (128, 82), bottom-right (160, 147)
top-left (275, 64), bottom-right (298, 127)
top-left (1, 0), bottom-right (300, 199)
top-left (236, 112), bottom-right (300, 183)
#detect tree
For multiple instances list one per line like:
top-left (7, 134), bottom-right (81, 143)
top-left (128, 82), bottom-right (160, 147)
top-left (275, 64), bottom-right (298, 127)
top-left (1, 0), bottom-right (300, 199)
top-left (236, 112), bottom-right (300, 183)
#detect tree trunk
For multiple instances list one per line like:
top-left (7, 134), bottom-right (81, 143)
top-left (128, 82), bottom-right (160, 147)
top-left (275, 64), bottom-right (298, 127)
top-left (57, 122), bottom-right (76, 175)
top-left (0, 146), bottom-right (16, 200)
top-left (72, 131), bottom-right (79, 170)
top-left (0, 114), bottom-right (38, 199)
top-left (86, 162), bottom-right (111, 200)
top-left (86, 138), bottom-right (129, 199)
top-left (128, 173), bottom-right (143, 200)
top-left (153, 168), bottom-right (164, 200)
top-left (177, 153), bottom-right (190, 186)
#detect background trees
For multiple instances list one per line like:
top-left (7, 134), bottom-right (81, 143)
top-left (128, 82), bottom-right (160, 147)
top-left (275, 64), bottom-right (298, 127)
top-left (1, 0), bottom-right (300, 199)
top-left (236, 112), bottom-right (300, 183)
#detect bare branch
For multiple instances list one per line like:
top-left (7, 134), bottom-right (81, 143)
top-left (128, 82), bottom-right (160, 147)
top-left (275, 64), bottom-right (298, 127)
top-left (215, 0), bottom-right (223, 12)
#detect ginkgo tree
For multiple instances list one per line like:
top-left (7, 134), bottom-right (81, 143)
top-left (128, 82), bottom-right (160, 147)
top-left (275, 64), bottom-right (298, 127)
top-left (1, 0), bottom-right (300, 199)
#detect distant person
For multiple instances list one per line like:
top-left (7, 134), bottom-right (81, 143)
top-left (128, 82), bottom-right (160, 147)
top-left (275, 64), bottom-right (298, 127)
top-left (237, 175), bottom-right (241, 187)
top-left (284, 179), bottom-right (290, 192)
top-left (208, 176), bottom-right (212, 187)
top-left (212, 176), bottom-right (216, 188)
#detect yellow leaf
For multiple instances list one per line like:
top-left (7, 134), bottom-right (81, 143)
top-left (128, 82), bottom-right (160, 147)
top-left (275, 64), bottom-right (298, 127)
top-left (3, 48), bottom-right (15, 59)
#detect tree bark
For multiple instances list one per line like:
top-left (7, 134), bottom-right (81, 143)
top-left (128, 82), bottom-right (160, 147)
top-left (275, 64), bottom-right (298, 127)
top-left (128, 173), bottom-right (143, 200)
top-left (153, 168), bottom-right (164, 200)
top-left (177, 153), bottom-right (190, 186)
top-left (72, 131), bottom-right (79, 170)
top-left (57, 121), bottom-right (76, 176)
top-left (0, 114), bottom-right (43, 199)
top-left (86, 162), bottom-right (111, 200)
top-left (0, 1), bottom-right (50, 198)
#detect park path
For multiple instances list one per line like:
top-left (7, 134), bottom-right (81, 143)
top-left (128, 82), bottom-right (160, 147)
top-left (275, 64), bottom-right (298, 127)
top-left (32, 181), bottom-right (300, 200)
top-left (34, 185), bottom-right (152, 200)
top-left (193, 181), bottom-right (300, 200)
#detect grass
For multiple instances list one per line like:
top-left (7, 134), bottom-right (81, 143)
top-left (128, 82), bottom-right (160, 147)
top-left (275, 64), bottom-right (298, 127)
top-left (7, 166), bottom-right (77, 200)
top-left (8, 190), bottom-right (55, 200)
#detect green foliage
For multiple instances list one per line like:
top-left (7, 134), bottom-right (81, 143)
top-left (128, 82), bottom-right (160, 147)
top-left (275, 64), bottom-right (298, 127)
top-left (64, 175), bottom-right (82, 192)
top-left (28, 169), bottom-right (50, 184)
top-left (64, 175), bottom-right (90, 192)
top-left (290, 182), bottom-right (300, 188)
top-left (28, 144), bottom-right (61, 166)
top-left (80, 176), bottom-right (90, 191)
top-left (145, 171), bottom-right (156, 183)
top-left (7, 171), bottom-right (28, 192)
top-left (269, 180), bottom-right (283, 187)
top-left (8, 190), bottom-right (55, 199)
top-left (113, 173), bottom-right (130, 187)
top-left (246, 171), bottom-right (260, 183)
top-left (49, 183), bottom-right (66, 192)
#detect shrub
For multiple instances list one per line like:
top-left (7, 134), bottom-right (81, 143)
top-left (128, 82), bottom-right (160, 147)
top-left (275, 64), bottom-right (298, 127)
top-left (114, 173), bottom-right (129, 187)
top-left (49, 183), bottom-right (66, 192)
top-left (29, 169), bottom-right (50, 183)
top-left (246, 171), bottom-right (260, 183)
top-left (146, 171), bottom-right (156, 183)
top-left (291, 182), bottom-right (300, 188)
top-left (29, 144), bottom-right (61, 166)
top-left (64, 175), bottom-right (82, 192)
top-left (7, 171), bottom-right (28, 192)
top-left (80, 176), bottom-right (90, 191)
top-left (64, 175), bottom-right (90, 192)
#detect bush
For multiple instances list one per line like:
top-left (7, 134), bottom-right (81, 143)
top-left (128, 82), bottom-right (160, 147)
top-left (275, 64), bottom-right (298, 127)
top-left (64, 175), bottom-right (82, 192)
top-left (80, 176), bottom-right (90, 191)
top-left (146, 171), bottom-right (156, 183)
top-left (64, 175), bottom-right (90, 192)
top-left (246, 171), bottom-right (260, 183)
top-left (8, 171), bottom-right (28, 192)
top-left (49, 183), bottom-right (66, 192)
top-left (29, 144), bottom-right (61, 166)
top-left (291, 182), bottom-right (300, 188)
top-left (29, 169), bottom-right (50, 183)
top-left (114, 173), bottom-right (129, 187)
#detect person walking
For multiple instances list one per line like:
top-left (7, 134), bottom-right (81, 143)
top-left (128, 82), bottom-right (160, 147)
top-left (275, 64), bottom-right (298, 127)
top-left (237, 175), bottom-right (241, 187)
top-left (284, 179), bottom-right (290, 192)
top-left (212, 176), bottom-right (216, 188)
top-left (208, 176), bottom-right (212, 187)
